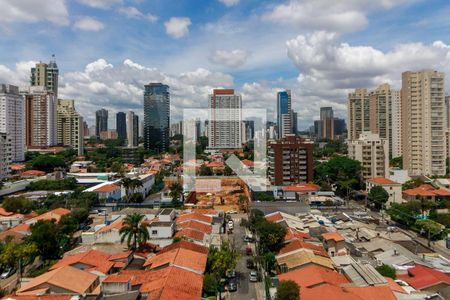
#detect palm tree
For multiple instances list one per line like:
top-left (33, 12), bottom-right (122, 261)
top-left (169, 182), bottom-right (183, 203)
top-left (121, 177), bottom-right (133, 202)
top-left (119, 213), bottom-right (149, 250)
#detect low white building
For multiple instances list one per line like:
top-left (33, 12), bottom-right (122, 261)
top-left (388, 168), bottom-right (411, 184)
top-left (366, 177), bottom-right (402, 207)
top-left (84, 182), bottom-right (122, 202)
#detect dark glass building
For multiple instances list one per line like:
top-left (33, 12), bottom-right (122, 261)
top-left (95, 108), bottom-right (108, 137)
top-left (144, 83), bottom-right (170, 152)
top-left (116, 112), bottom-right (126, 140)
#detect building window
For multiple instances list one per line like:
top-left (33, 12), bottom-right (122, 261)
top-left (152, 230), bottom-right (158, 235)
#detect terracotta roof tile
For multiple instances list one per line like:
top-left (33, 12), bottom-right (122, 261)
top-left (403, 264), bottom-right (450, 290)
top-left (175, 228), bottom-right (205, 242)
top-left (143, 247), bottom-right (207, 274)
top-left (265, 212), bottom-right (283, 223)
top-left (279, 239), bottom-right (329, 257)
top-left (17, 266), bottom-right (98, 295)
top-left (16, 170), bottom-right (46, 177)
top-left (322, 232), bottom-right (345, 242)
top-left (278, 265), bottom-right (349, 288)
top-left (282, 183), bottom-right (320, 192)
top-left (93, 184), bottom-right (120, 193)
top-left (177, 220), bottom-right (212, 234)
top-left (176, 213), bottom-right (212, 224)
top-left (50, 250), bottom-right (116, 274)
top-left (403, 184), bottom-right (450, 197)
top-left (368, 177), bottom-right (400, 185)
top-left (158, 240), bottom-right (208, 255)
top-left (284, 228), bottom-right (311, 241)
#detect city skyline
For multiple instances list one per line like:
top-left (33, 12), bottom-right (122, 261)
top-left (1, 1), bottom-right (450, 129)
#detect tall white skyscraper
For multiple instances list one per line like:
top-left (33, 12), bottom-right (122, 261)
top-left (402, 70), bottom-right (446, 176)
top-left (0, 133), bottom-right (12, 179)
top-left (208, 89), bottom-right (242, 149)
top-left (391, 89), bottom-right (402, 158)
top-left (0, 84), bottom-right (25, 161)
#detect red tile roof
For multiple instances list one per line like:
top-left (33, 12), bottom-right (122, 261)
top-left (28, 208), bottom-right (71, 224)
top-left (282, 183), bottom-right (321, 192)
top-left (143, 247), bottom-right (207, 274)
top-left (176, 212), bottom-right (212, 224)
top-left (299, 284), bottom-right (396, 300)
top-left (265, 212), bottom-right (283, 223)
top-left (3, 295), bottom-right (72, 300)
top-left (384, 277), bottom-right (406, 294)
top-left (96, 219), bottom-right (124, 233)
top-left (177, 220), bottom-right (212, 234)
top-left (402, 264), bottom-right (450, 290)
top-left (175, 228), bottom-right (205, 242)
top-left (403, 184), bottom-right (450, 197)
top-left (0, 208), bottom-right (14, 217)
top-left (158, 240), bottom-right (208, 255)
top-left (206, 161), bottom-right (224, 168)
top-left (278, 239), bottom-right (329, 257)
top-left (284, 228), bottom-right (311, 241)
top-left (368, 177), bottom-right (400, 185)
top-left (50, 249), bottom-right (116, 274)
top-left (278, 265), bottom-right (349, 288)
top-left (322, 232), bottom-right (345, 242)
top-left (241, 159), bottom-right (254, 166)
top-left (188, 208), bottom-right (218, 216)
top-left (16, 170), bottom-right (46, 177)
top-left (93, 183), bottom-right (120, 193)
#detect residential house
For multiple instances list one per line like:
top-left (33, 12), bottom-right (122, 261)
top-left (25, 208), bottom-right (71, 225)
top-left (277, 183), bottom-right (321, 201)
top-left (17, 266), bottom-right (100, 296)
top-left (0, 208), bottom-right (24, 230)
top-left (402, 184), bottom-right (450, 202)
top-left (397, 265), bottom-right (450, 293)
top-left (366, 177), bottom-right (403, 207)
top-left (84, 182), bottom-right (122, 202)
top-left (322, 232), bottom-right (347, 257)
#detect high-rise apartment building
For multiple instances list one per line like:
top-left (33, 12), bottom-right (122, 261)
top-left (348, 132), bottom-right (389, 180)
top-left (402, 70), bottom-right (446, 176)
top-left (391, 89), bottom-right (402, 158)
top-left (333, 118), bottom-right (347, 136)
top-left (95, 109), bottom-right (108, 137)
top-left (348, 88), bottom-right (370, 141)
top-left (144, 83), bottom-right (170, 152)
top-left (83, 121), bottom-right (89, 137)
top-left (277, 90), bottom-right (293, 138)
top-left (348, 84), bottom-right (400, 158)
top-left (57, 99), bottom-right (84, 155)
top-left (319, 107), bottom-right (335, 140)
top-left (268, 134), bottom-right (314, 186)
top-left (0, 84), bottom-right (25, 161)
top-left (208, 89), bottom-right (242, 149)
top-left (116, 112), bottom-right (126, 140)
top-left (127, 111), bottom-right (139, 147)
top-left (30, 55), bottom-right (59, 96)
top-left (0, 133), bottom-right (12, 180)
top-left (24, 86), bottom-right (57, 148)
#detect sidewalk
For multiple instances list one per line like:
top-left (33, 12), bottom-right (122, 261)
top-left (255, 281), bottom-right (265, 300)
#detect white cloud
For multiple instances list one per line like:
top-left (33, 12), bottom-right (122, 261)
top-left (73, 17), bottom-right (105, 31)
top-left (263, 0), bottom-right (409, 33)
top-left (117, 6), bottom-right (158, 22)
top-left (209, 49), bottom-right (250, 67)
top-left (218, 0), bottom-right (240, 7)
top-left (0, 61), bottom-right (38, 88)
top-left (0, 0), bottom-right (69, 26)
top-left (77, 0), bottom-right (122, 9)
top-left (164, 17), bottom-right (191, 39)
top-left (58, 59), bottom-right (233, 125)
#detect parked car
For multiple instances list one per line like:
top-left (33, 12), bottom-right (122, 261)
top-left (228, 278), bottom-right (237, 292)
top-left (249, 271), bottom-right (258, 282)
top-left (98, 210), bottom-right (107, 216)
top-left (1, 267), bottom-right (16, 279)
top-left (246, 258), bottom-right (254, 269)
top-left (228, 220), bottom-right (234, 230)
top-left (226, 269), bottom-right (236, 278)
top-left (244, 235), bottom-right (254, 242)
top-left (246, 246), bottom-right (253, 255)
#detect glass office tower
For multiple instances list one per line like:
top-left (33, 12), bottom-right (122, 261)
top-left (144, 83), bottom-right (170, 152)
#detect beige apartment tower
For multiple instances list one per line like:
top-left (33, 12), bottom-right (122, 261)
top-left (402, 70), bottom-right (446, 176)
top-left (57, 99), bottom-right (84, 155)
top-left (348, 132), bottom-right (389, 180)
top-left (348, 88), bottom-right (370, 141)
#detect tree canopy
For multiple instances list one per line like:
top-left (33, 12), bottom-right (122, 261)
top-left (27, 155), bottom-right (66, 173)
top-left (276, 280), bottom-right (300, 300)
top-left (368, 186), bottom-right (389, 209)
top-left (119, 213), bottom-right (149, 250)
top-left (376, 264), bottom-right (396, 279)
top-left (2, 196), bottom-right (35, 214)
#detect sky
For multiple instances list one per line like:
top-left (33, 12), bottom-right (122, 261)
top-left (1, 0), bottom-right (450, 129)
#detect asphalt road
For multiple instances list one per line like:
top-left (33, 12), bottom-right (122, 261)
top-left (226, 214), bottom-right (257, 300)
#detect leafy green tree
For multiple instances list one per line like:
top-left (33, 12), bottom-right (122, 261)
top-left (256, 220), bottom-right (287, 253)
top-left (402, 179), bottom-right (424, 190)
top-left (376, 264), bottom-right (396, 279)
top-left (416, 219), bottom-right (444, 246)
top-left (71, 208), bottom-right (89, 224)
top-left (223, 165), bottom-right (233, 176)
top-left (27, 155), bottom-right (66, 172)
top-left (388, 202), bottom-right (420, 227)
top-left (27, 178), bottom-right (77, 191)
top-left (2, 196), bottom-right (35, 214)
top-left (276, 280), bottom-right (299, 300)
top-left (202, 273), bottom-right (219, 297)
top-left (264, 251), bottom-right (277, 273)
top-left (29, 220), bottom-right (62, 259)
top-left (390, 156), bottom-right (403, 168)
top-left (59, 215), bottom-right (79, 235)
top-left (119, 214), bottom-right (149, 250)
top-left (257, 192), bottom-right (275, 202)
top-left (206, 242), bottom-right (239, 278)
top-left (368, 186), bottom-right (389, 209)
top-left (0, 241), bottom-right (38, 269)
top-left (199, 165), bottom-right (213, 176)
top-left (169, 182), bottom-right (183, 203)
top-left (314, 156), bottom-right (362, 196)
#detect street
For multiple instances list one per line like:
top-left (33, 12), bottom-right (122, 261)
top-left (226, 214), bottom-right (257, 300)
